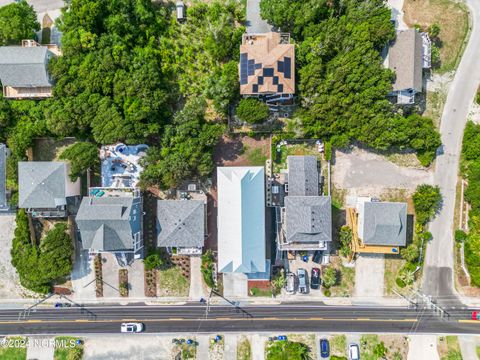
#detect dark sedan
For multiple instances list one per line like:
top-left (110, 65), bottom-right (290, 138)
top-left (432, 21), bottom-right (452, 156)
top-left (311, 267), bottom-right (321, 289)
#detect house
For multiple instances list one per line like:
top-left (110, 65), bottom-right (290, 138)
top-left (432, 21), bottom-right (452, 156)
top-left (76, 193), bottom-right (143, 264)
top-left (217, 166), bottom-right (266, 274)
top-left (0, 144), bottom-right (7, 210)
top-left (387, 29), bottom-right (431, 104)
top-left (0, 41), bottom-right (56, 99)
top-left (239, 32), bottom-right (295, 96)
top-left (157, 199), bottom-right (205, 255)
top-left (349, 199), bottom-right (407, 254)
top-left (279, 156), bottom-right (332, 251)
top-left (18, 161), bottom-right (80, 217)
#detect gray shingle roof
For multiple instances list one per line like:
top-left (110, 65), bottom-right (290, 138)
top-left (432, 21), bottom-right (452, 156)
top-left (362, 202), bottom-right (407, 246)
top-left (0, 46), bottom-right (53, 87)
top-left (389, 29), bottom-right (423, 92)
top-left (287, 155), bottom-right (319, 196)
top-left (157, 200), bottom-right (205, 248)
top-left (285, 196), bottom-right (332, 245)
top-left (76, 197), bottom-right (137, 252)
top-left (18, 162), bottom-right (67, 209)
top-left (0, 144), bottom-right (6, 208)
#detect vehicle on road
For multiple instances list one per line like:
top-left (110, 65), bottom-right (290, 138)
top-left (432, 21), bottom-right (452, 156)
top-left (120, 322), bottom-right (144, 333)
top-left (472, 311), bottom-right (480, 320)
top-left (349, 343), bottom-right (360, 360)
top-left (297, 268), bottom-right (307, 294)
top-left (320, 338), bottom-right (330, 358)
top-left (285, 272), bottom-right (296, 294)
top-left (311, 268), bottom-right (321, 289)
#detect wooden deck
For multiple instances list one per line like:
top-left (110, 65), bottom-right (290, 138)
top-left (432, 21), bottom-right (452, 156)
top-left (3, 86), bottom-right (52, 99)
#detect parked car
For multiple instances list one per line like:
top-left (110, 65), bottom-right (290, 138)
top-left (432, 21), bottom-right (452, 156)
top-left (320, 338), bottom-right (330, 358)
top-left (312, 250), bottom-right (323, 264)
top-left (349, 343), bottom-right (360, 360)
top-left (120, 323), bottom-right (144, 333)
top-left (285, 272), bottom-right (296, 294)
top-left (471, 311), bottom-right (480, 320)
top-left (310, 268), bottom-right (321, 289)
top-left (297, 268), bottom-right (307, 294)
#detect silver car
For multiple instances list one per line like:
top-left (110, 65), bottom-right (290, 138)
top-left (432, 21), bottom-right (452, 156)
top-left (285, 272), bottom-right (296, 294)
top-left (297, 268), bottom-right (307, 294)
top-left (121, 322), bottom-right (144, 333)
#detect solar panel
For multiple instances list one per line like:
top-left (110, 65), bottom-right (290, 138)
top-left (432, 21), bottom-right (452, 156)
top-left (258, 76), bottom-right (264, 85)
top-left (263, 68), bottom-right (274, 77)
top-left (284, 57), bottom-right (291, 79)
top-left (255, 63), bottom-right (262, 70)
top-left (273, 76), bottom-right (278, 85)
top-left (277, 84), bottom-right (284, 93)
top-left (240, 53), bottom-right (248, 85)
top-left (252, 84), bottom-right (258, 93)
top-left (248, 59), bottom-right (255, 76)
top-left (277, 61), bottom-right (284, 73)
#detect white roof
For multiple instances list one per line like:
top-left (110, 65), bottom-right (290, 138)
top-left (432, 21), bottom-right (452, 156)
top-left (217, 166), bottom-right (266, 273)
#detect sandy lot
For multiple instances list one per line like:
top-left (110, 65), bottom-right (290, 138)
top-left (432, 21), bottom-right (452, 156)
top-left (354, 254), bottom-right (385, 300)
top-left (333, 148), bottom-right (433, 197)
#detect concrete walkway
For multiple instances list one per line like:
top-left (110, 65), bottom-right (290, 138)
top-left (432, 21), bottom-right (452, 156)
top-left (459, 335), bottom-right (478, 360)
top-left (26, 337), bottom-right (55, 360)
top-left (195, 335), bottom-right (209, 360)
top-left (251, 334), bottom-right (265, 360)
top-left (224, 334), bottom-right (238, 360)
top-left (189, 256), bottom-right (206, 300)
top-left (354, 254), bottom-right (384, 300)
top-left (71, 246), bottom-right (96, 300)
top-left (101, 254), bottom-right (120, 298)
top-left (126, 261), bottom-right (145, 298)
top-left (407, 335), bottom-right (439, 360)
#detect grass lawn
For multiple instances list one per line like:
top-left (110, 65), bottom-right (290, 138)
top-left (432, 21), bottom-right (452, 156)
top-left (424, 90), bottom-right (448, 129)
top-left (237, 336), bottom-right (252, 360)
top-left (54, 337), bottom-right (83, 360)
top-left (438, 336), bottom-right (462, 360)
top-left (249, 287), bottom-right (273, 297)
top-left (403, 0), bottom-right (469, 73)
top-left (329, 257), bottom-right (355, 297)
top-left (384, 255), bottom-right (407, 296)
top-left (0, 337), bottom-right (27, 360)
top-left (244, 146), bottom-right (267, 166)
top-left (330, 335), bottom-right (347, 358)
top-left (476, 345), bottom-right (480, 359)
top-left (359, 334), bottom-right (408, 360)
top-left (273, 143), bottom-right (321, 173)
top-left (158, 266), bottom-right (190, 297)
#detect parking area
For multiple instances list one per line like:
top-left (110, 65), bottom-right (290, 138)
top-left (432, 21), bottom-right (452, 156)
top-left (283, 253), bottom-right (325, 298)
top-left (354, 254), bottom-right (385, 301)
top-left (71, 244), bottom-right (96, 300)
top-left (100, 254), bottom-right (145, 298)
top-left (223, 273), bottom-right (248, 298)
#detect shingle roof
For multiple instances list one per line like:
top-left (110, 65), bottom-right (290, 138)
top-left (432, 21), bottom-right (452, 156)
top-left (217, 166), bottom-right (266, 274)
top-left (18, 162), bottom-right (67, 209)
top-left (285, 196), bottom-right (332, 245)
top-left (240, 32), bottom-right (295, 95)
top-left (76, 197), bottom-right (137, 251)
top-left (388, 29), bottom-right (423, 92)
top-left (287, 156), bottom-right (319, 196)
top-left (360, 202), bottom-right (407, 246)
top-left (157, 200), bottom-right (205, 248)
top-left (0, 144), bottom-right (6, 208)
top-left (0, 46), bottom-right (53, 87)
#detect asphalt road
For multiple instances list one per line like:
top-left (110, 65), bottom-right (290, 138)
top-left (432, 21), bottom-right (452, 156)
top-left (2, 304), bottom-right (480, 335)
top-left (423, 0), bottom-right (480, 304)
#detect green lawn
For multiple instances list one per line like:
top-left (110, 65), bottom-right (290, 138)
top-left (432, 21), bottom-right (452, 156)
top-left (53, 337), bottom-right (84, 360)
top-left (330, 335), bottom-right (347, 358)
top-left (0, 337), bottom-right (27, 360)
top-left (158, 266), bottom-right (190, 297)
top-left (237, 336), bottom-right (252, 360)
top-left (329, 263), bottom-right (355, 297)
top-left (273, 144), bottom-right (321, 173)
top-left (245, 147), bottom-right (267, 166)
top-left (249, 287), bottom-right (273, 297)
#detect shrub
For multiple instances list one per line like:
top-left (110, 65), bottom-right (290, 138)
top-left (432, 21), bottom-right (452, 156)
top-left (400, 244), bottom-right (420, 263)
top-left (323, 288), bottom-right (331, 297)
top-left (324, 141), bottom-right (332, 161)
top-left (236, 98), bottom-right (270, 124)
top-left (413, 184), bottom-right (442, 225)
top-left (455, 229), bottom-right (467, 243)
top-left (201, 250), bottom-right (216, 289)
top-left (144, 253), bottom-right (163, 270)
top-left (395, 277), bottom-right (406, 288)
top-left (322, 267), bottom-right (337, 288)
top-left (338, 226), bottom-right (352, 258)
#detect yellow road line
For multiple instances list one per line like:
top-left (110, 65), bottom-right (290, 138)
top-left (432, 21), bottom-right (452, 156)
top-left (357, 318), bottom-right (370, 321)
top-left (458, 320), bottom-right (480, 324)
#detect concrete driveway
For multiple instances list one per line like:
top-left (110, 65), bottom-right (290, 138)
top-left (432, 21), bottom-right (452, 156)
top-left (246, 0), bottom-right (273, 34)
top-left (407, 335), bottom-right (439, 360)
top-left (101, 254), bottom-right (120, 298)
top-left (354, 254), bottom-right (384, 301)
top-left (422, 0), bottom-right (480, 304)
top-left (71, 242), bottom-right (96, 300)
top-left (126, 260), bottom-right (144, 298)
top-left (223, 273), bottom-right (248, 298)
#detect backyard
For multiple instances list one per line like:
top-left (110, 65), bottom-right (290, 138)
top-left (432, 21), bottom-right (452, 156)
top-left (273, 142), bottom-right (322, 173)
top-left (213, 135), bottom-right (270, 168)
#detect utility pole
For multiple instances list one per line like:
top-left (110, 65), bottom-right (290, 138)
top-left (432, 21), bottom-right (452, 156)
top-left (413, 289), bottom-right (451, 320)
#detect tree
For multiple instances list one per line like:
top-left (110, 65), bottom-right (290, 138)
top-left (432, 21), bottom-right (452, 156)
top-left (322, 267), bottom-right (337, 288)
top-left (373, 341), bottom-right (388, 358)
top-left (413, 184), bottom-right (442, 225)
top-left (400, 244), bottom-right (420, 263)
top-left (266, 340), bottom-right (310, 360)
top-left (399, 269), bottom-right (415, 286)
top-left (0, 1), bottom-right (40, 45)
top-left (60, 142), bottom-right (99, 181)
top-left (236, 98), bottom-right (270, 124)
top-left (427, 23), bottom-right (441, 39)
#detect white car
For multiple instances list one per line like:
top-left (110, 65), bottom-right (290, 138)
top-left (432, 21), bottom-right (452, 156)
top-left (349, 343), bottom-right (360, 360)
top-left (121, 322), bottom-right (144, 333)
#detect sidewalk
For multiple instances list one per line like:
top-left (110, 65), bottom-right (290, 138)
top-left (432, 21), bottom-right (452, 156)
top-left (26, 337), bottom-right (55, 360)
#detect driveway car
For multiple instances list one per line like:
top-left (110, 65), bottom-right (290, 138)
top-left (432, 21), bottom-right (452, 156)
top-left (285, 272), bottom-right (296, 294)
top-left (472, 311), bottom-right (480, 320)
top-left (311, 267), bottom-right (321, 289)
top-left (120, 322), bottom-right (144, 333)
top-left (320, 338), bottom-right (329, 358)
top-left (297, 268), bottom-right (307, 294)
top-left (313, 250), bottom-right (323, 264)
top-left (349, 343), bottom-right (360, 360)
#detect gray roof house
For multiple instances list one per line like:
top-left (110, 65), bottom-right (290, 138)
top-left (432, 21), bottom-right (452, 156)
top-left (18, 162), bottom-right (80, 217)
top-left (157, 200), bottom-right (205, 253)
top-left (0, 44), bottom-right (55, 99)
top-left (358, 201), bottom-right (407, 247)
top-left (0, 144), bottom-right (7, 210)
top-left (286, 155), bottom-right (319, 196)
top-left (76, 196), bottom-right (142, 254)
top-left (388, 29), bottom-right (424, 104)
top-left (282, 196), bottom-right (332, 250)
top-left (281, 155), bottom-right (332, 250)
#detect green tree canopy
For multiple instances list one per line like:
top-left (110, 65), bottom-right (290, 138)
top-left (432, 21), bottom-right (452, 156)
top-left (236, 98), bottom-right (270, 124)
top-left (0, 0), bottom-right (40, 45)
top-left (266, 340), bottom-right (310, 360)
top-left (413, 184), bottom-right (442, 225)
top-left (60, 142), bottom-right (99, 181)
top-left (322, 267), bottom-right (337, 288)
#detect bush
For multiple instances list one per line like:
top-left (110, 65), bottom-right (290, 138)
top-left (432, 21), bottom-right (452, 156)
top-left (400, 244), bottom-right (420, 263)
top-left (338, 226), bottom-right (352, 258)
top-left (455, 229), bottom-right (467, 243)
top-left (201, 250), bottom-right (216, 289)
top-left (322, 267), bottom-right (337, 288)
top-left (236, 98), bottom-right (270, 124)
top-left (266, 340), bottom-right (310, 360)
top-left (324, 141), bottom-right (332, 161)
top-left (413, 184), bottom-right (442, 225)
top-left (395, 277), bottom-right (406, 288)
top-left (144, 253), bottom-right (163, 270)
top-left (323, 288), bottom-right (331, 297)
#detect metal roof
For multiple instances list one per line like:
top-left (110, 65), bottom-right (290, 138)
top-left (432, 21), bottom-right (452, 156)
top-left (157, 200), bottom-right (205, 248)
top-left (217, 166), bottom-right (266, 274)
top-left (287, 155), bottom-right (319, 196)
top-left (359, 202), bottom-right (407, 246)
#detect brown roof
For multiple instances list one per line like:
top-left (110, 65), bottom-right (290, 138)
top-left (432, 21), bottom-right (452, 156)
top-left (239, 32), bottom-right (295, 95)
top-left (388, 29), bottom-right (423, 92)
